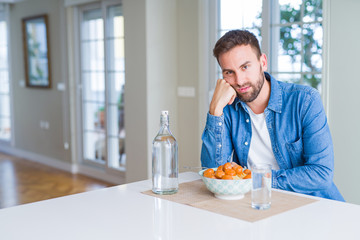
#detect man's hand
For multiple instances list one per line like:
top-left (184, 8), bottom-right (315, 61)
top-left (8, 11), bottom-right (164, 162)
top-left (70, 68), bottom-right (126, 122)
top-left (209, 79), bottom-right (237, 116)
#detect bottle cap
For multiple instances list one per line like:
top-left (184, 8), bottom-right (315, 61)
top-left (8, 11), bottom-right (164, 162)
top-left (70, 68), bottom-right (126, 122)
top-left (161, 110), bottom-right (169, 116)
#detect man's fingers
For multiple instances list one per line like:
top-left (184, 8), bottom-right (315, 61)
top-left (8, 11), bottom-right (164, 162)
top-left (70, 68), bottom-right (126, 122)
top-left (228, 90), bottom-right (236, 105)
top-left (228, 94), bottom-right (235, 105)
top-left (210, 79), bottom-right (236, 116)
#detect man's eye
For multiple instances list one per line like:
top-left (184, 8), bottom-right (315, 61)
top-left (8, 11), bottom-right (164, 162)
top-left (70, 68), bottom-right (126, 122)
top-left (225, 71), bottom-right (233, 75)
top-left (242, 65), bottom-right (248, 70)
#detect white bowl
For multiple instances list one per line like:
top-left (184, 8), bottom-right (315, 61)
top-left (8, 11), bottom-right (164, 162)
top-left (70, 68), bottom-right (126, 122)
top-left (199, 168), bottom-right (252, 200)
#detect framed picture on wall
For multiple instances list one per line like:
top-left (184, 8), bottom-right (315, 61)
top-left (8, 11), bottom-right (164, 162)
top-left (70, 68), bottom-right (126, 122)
top-left (22, 14), bottom-right (52, 88)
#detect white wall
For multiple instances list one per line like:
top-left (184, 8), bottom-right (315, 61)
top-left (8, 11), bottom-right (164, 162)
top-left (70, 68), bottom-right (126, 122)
top-left (124, 0), bottom-right (203, 182)
top-left (123, 0), bottom-right (149, 183)
top-left (176, 0), bottom-right (201, 172)
top-left (6, 0), bottom-right (71, 163)
top-left (146, 0), bottom-right (178, 178)
top-left (124, 0), bottom-right (179, 182)
top-left (328, 0), bottom-right (360, 204)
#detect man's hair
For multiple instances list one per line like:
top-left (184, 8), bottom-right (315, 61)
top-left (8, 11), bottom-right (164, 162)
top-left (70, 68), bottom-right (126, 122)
top-left (213, 30), bottom-right (262, 62)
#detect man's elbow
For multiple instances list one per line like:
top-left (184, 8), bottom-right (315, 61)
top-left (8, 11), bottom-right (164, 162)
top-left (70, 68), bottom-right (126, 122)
top-left (314, 166), bottom-right (333, 190)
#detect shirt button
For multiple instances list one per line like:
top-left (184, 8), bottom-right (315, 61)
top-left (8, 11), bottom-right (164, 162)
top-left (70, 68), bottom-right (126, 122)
top-left (218, 122), bottom-right (222, 126)
top-left (218, 144), bottom-right (222, 148)
top-left (246, 119), bottom-right (249, 123)
top-left (245, 142), bottom-right (248, 146)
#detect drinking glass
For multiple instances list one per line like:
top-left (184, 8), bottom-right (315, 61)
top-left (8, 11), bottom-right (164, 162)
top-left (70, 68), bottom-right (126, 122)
top-left (251, 163), bottom-right (272, 210)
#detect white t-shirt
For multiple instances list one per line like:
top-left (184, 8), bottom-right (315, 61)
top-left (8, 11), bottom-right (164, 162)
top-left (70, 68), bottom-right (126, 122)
top-left (246, 105), bottom-right (280, 170)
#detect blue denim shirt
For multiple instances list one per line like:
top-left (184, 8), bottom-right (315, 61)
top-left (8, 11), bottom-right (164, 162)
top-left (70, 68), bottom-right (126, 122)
top-left (201, 72), bottom-right (344, 201)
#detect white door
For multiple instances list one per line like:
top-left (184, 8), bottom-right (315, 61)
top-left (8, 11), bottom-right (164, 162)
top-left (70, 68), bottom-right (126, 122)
top-left (78, 1), bottom-right (125, 173)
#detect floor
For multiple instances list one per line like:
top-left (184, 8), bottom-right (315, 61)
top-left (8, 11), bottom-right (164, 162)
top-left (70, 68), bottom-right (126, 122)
top-left (0, 152), bottom-right (115, 209)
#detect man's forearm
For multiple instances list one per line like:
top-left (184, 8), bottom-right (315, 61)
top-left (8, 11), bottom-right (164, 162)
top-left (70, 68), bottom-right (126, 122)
top-left (201, 113), bottom-right (233, 168)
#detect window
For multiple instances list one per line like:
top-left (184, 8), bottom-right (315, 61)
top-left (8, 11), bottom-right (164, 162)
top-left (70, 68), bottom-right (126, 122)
top-left (0, 4), bottom-right (11, 141)
top-left (215, 0), bottom-right (262, 83)
top-left (218, 0), bottom-right (262, 43)
top-left (213, 0), bottom-right (323, 92)
top-left (78, 1), bottom-right (125, 171)
top-left (270, 0), bottom-right (323, 90)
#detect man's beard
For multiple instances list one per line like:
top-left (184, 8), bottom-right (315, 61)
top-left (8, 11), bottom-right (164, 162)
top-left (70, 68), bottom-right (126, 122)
top-left (235, 69), bottom-right (265, 103)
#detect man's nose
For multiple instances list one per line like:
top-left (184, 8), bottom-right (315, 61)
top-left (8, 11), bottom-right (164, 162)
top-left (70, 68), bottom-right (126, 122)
top-left (235, 72), bottom-right (245, 86)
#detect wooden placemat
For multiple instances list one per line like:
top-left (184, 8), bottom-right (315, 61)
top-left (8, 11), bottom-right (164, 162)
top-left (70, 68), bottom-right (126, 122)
top-left (142, 179), bottom-right (318, 222)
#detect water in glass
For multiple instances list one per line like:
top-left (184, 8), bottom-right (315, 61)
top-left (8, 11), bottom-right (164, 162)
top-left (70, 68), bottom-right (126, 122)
top-left (251, 164), bottom-right (271, 210)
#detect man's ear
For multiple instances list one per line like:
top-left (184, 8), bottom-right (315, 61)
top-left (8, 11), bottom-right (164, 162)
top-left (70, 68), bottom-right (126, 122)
top-left (260, 53), bottom-right (268, 71)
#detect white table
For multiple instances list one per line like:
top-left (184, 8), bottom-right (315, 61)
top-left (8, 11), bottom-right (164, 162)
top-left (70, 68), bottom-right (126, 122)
top-left (0, 172), bottom-right (359, 240)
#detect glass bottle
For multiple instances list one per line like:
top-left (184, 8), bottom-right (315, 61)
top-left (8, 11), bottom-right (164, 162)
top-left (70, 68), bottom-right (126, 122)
top-left (152, 111), bottom-right (178, 194)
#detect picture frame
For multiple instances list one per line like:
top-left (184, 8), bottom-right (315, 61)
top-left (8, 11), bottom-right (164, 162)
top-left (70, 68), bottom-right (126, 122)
top-left (22, 14), bottom-right (52, 88)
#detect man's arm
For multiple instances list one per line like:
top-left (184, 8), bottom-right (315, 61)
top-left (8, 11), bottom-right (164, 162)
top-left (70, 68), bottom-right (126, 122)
top-left (209, 79), bottom-right (236, 116)
top-left (201, 79), bottom-right (236, 168)
top-left (272, 90), bottom-right (334, 194)
top-left (201, 112), bottom-right (234, 168)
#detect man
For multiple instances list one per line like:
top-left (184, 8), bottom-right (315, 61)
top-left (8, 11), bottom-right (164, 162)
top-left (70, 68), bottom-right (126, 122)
top-left (201, 30), bottom-right (344, 201)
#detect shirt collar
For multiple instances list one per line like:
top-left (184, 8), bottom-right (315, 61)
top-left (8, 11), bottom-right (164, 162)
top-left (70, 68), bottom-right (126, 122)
top-left (233, 72), bottom-right (282, 113)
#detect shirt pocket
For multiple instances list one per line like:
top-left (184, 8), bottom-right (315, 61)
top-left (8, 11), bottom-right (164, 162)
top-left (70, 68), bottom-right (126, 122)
top-left (285, 138), bottom-right (303, 167)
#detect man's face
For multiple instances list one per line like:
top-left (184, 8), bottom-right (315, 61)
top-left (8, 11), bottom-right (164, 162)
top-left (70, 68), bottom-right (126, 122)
top-left (218, 45), bottom-right (267, 102)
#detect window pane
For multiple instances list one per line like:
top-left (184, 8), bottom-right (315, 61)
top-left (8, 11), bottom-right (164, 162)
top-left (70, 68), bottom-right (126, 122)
top-left (303, 0), bottom-right (322, 22)
top-left (220, 0), bottom-right (262, 30)
top-left (0, 71), bottom-right (9, 93)
top-left (107, 5), bottom-right (123, 38)
top-left (82, 72), bottom-right (105, 102)
top-left (82, 18), bottom-right (103, 41)
top-left (0, 46), bottom-right (7, 69)
top-left (219, 27), bottom-right (262, 44)
top-left (303, 23), bottom-right (322, 72)
top-left (107, 38), bottom-right (125, 72)
top-left (304, 73), bottom-right (321, 89)
top-left (81, 7), bottom-right (106, 164)
top-left (273, 24), bottom-right (302, 72)
top-left (108, 72), bottom-right (124, 104)
top-left (114, 16), bottom-right (124, 38)
top-left (0, 21), bottom-right (6, 45)
top-left (82, 9), bottom-right (103, 41)
top-left (0, 16), bottom-right (10, 141)
top-left (108, 136), bottom-right (125, 169)
top-left (0, 94), bottom-right (10, 117)
top-left (0, 117), bottom-right (10, 140)
top-left (278, 0), bottom-right (302, 24)
top-left (107, 4), bottom-right (125, 170)
top-left (83, 102), bottom-right (104, 131)
top-left (273, 73), bottom-right (301, 85)
top-left (84, 131), bottom-right (106, 163)
top-left (108, 136), bottom-right (120, 168)
top-left (107, 104), bottom-right (119, 136)
top-left (81, 40), bottom-right (104, 71)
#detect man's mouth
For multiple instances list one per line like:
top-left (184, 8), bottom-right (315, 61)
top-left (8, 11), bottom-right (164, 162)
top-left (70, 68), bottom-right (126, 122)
top-left (238, 86), bottom-right (250, 93)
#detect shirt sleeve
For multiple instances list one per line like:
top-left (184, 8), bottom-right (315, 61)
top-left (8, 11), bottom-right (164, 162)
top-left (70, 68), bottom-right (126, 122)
top-left (272, 90), bottom-right (334, 194)
top-left (201, 112), bottom-right (234, 168)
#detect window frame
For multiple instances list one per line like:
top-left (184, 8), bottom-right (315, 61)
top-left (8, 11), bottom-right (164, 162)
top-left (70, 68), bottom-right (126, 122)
top-left (268, 0), bottom-right (323, 89)
top-left (205, 0), bottom-right (329, 113)
top-left (0, 3), bottom-right (13, 145)
top-left (75, 0), bottom-right (126, 175)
